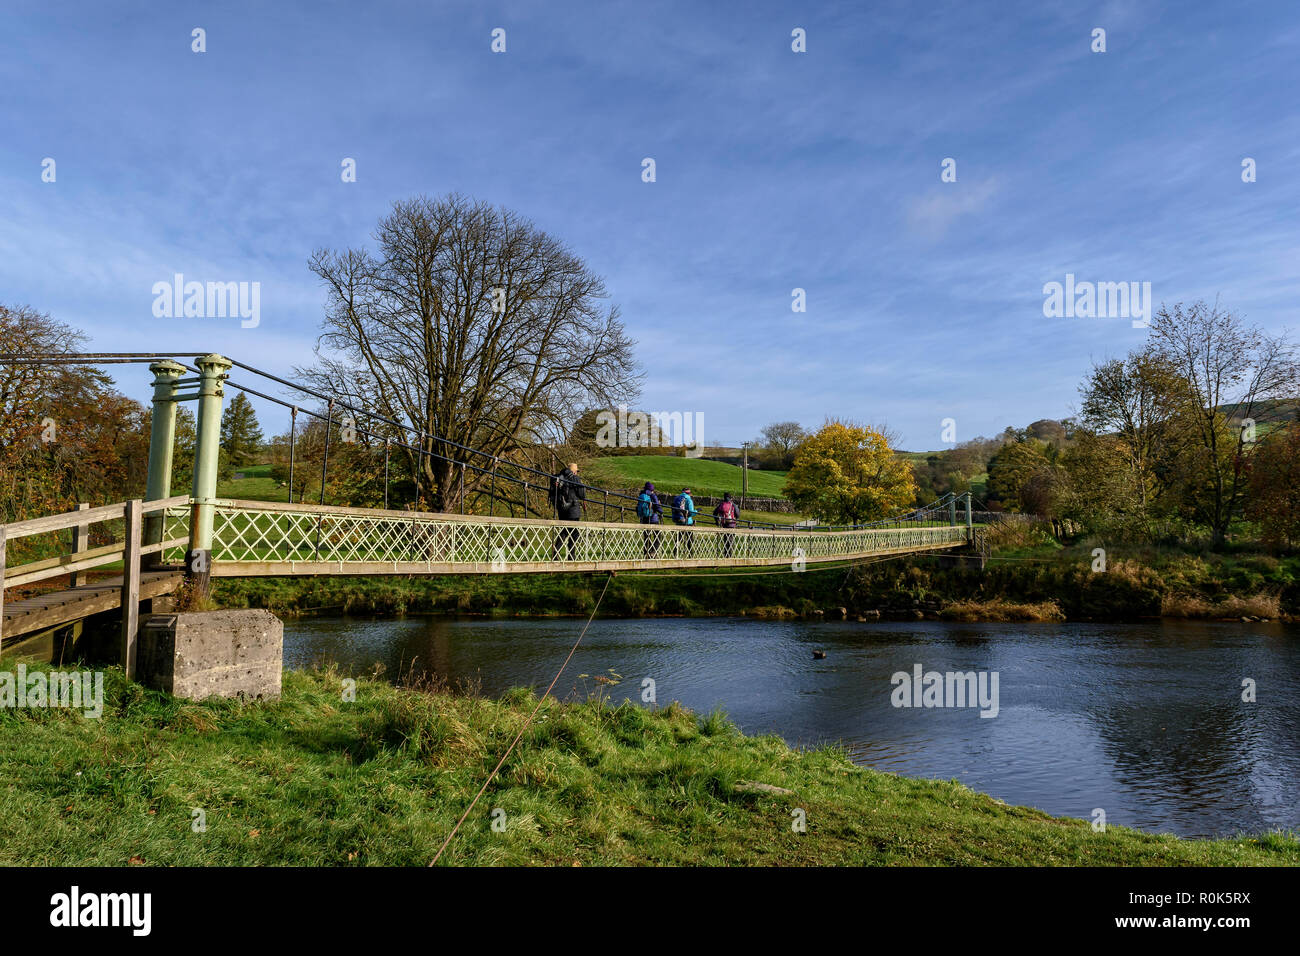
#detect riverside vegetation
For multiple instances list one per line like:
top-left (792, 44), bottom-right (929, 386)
top-left (209, 526), bottom-right (1300, 624)
top-left (0, 664), bottom-right (1295, 866)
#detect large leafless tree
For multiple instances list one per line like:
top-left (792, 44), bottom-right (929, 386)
top-left (300, 194), bottom-right (641, 511)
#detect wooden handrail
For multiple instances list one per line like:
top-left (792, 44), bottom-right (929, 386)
top-left (1, 536), bottom-right (187, 590)
top-left (0, 495), bottom-right (188, 540)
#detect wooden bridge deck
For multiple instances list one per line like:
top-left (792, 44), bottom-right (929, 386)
top-left (1, 570), bottom-right (184, 642)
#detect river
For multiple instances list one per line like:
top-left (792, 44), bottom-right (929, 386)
top-left (283, 615), bottom-right (1299, 840)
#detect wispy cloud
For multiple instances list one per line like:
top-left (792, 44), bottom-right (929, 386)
top-left (904, 178), bottom-right (1001, 241)
top-left (1, 0), bottom-right (1298, 448)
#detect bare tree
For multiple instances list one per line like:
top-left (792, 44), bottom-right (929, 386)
top-left (1148, 300), bottom-right (1299, 546)
top-left (300, 194), bottom-right (641, 511)
top-left (757, 421), bottom-right (807, 469)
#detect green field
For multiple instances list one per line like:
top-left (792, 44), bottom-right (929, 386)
top-left (217, 463), bottom-right (287, 502)
top-left (583, 456), bottom-right (789, 499)
top-left (1, 665), bottom-right (1292, 866)
top-left (215, 458), bottom-right (795, 512)
top-left (213, 460), bottom-right (806, 529)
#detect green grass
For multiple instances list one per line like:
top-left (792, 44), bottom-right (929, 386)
top-left (735, 508), bottom-right (807, 527)
top-left (214, 461), bottom-right (802, 521)
top-left (583, 455), bottom-right (789, 499)
top-left (1, 665), bottom-right (1292, 866)
top-left (216, 463), bottom-right (287, 502)
top-left (215, 476), bottom-right (287, 501)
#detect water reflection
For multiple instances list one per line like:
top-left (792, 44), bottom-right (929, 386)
top-left (284, 615), bottom-right (1300, 839)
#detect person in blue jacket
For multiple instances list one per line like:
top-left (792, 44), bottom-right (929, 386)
top-left (671, 486), bottom-right (698, 557)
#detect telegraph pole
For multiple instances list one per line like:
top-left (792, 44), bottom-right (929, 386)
top-left (741, 442), bottom-right (750, 510)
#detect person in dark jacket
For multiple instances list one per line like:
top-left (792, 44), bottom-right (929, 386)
top-left (637, 481), bottom-right (663, 557)
top-left (550, 463), bottom-right (586, 559)
top-left (713, 491), bottom-right (739, 558)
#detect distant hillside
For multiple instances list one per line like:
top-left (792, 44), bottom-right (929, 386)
top-left (1217, 397), bottom-right (1299, 424)
top-left (583, 455), bottom-right (789, 499)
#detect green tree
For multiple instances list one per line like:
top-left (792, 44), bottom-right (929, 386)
top-left (1078, 353), bottom-right (1190, 517)
top-left (986, 440), bottom-right (1052, 512)
top-left (1246, 422), bottom-right (1300, 550)
top-left (782, 421), bottom-right (916, 524)
top-left (220, 391), bottom-right (264, 475)
top-left (1148, 300), bottom-right (1299, 546)
top-left (168, 406), bottom-right (198, 494)
top-left (0, 304), bottom-right (149, 523)
top-left (1054, 432), bottom-right (1139, 536)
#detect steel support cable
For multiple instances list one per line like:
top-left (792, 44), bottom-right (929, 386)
top-left (4, 351), bottom-right (569, 496)
top-left (221, 375), bottom-right (629, 519)
top-left (225, 360), bottom-right (823, 529)
top-left (5, 353), bottom-right (849, 529)
top-left (3, 352), bottom-right (945, 532)
top-left (0, 351), bottom-right (637, 518)
top-left (220, 374), bottom-right (658, 522)
top-left (428, 571), bottom-right (613, 867)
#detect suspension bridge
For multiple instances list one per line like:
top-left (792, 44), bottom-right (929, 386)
top-left (0, 353), bottom-right (975, 663)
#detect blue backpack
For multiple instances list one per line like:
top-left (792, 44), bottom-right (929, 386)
top-left (672, 493), bottom-right (691, 524)
top-left (636, 493), bottom-right (652, 519)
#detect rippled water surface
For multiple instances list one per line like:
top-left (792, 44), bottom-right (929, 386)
top-left (284, 615), bottom-right (1299, 839)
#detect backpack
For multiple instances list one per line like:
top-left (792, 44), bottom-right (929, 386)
top-left (718, 501), bottom-right (737, 526)
top-left (672, 493), bottom-right (688, 523)
top-left (636, 493), bottom-right (652, 519)
top-left (554, 473), bottom-right (575, 509)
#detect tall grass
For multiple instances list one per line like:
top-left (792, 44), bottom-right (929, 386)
top-left (0, 665), bottom-right (1293, 866)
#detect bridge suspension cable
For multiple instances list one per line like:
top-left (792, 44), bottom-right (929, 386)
top-left (0, 351), bottom-right (969, 533)
top-left (429, 572), bottom-right (614, 866)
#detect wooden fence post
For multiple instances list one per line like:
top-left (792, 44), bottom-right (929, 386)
top-left (0, 525), bottom-right (7, 652)
top-left (70, 503), bottom-right (90, 587)
top-left (121, 500), bottom-right (142, 678)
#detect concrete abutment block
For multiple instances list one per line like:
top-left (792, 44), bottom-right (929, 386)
top-left (138, 609), bottom-right (282, 701)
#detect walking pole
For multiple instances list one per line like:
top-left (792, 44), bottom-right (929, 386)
top-left (314, 399), bottom-right (333, 557)
top-left (287, 406), bottom-right (297, 503)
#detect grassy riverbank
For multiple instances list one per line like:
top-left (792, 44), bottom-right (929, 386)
top-left (847, 542), bottom-right (1300, 622)
top-left (207, 542), bottom-right (1300, 622)
top-left (209, 566), bottom-right (857, 619)
top-left (0, 665), bottom-right (1293, 866)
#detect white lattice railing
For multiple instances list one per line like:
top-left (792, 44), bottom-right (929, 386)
top-left (203, 498), bottom-right (969, 575)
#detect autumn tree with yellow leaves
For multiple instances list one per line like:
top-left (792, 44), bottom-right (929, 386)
top-left (781, 421), bottom-right (916, 525)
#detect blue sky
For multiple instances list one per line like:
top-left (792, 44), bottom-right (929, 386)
top-left (3, 0), bottom-right (1298, 450)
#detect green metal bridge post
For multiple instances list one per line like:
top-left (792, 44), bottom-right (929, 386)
top-left (188, 354), bottom-right (232, 574)
top-left (143, 360), bottom-right (186, 563)
top-left (948, 493), bottom-right (957, 527)
top-left (965, 492), bottom-right (974, 538)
